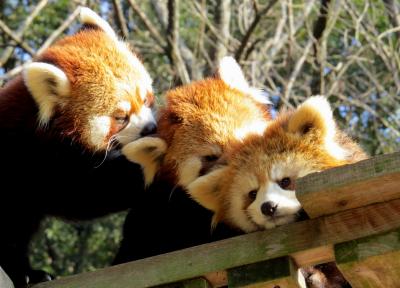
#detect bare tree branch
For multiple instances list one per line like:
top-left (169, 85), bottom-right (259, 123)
top-left (127, 0), bottom-right (167, 49)
top-left (36, 6), bottom-right (81, 56)
top-left (167, 0), bottom-right (190, 84)
top-left (0, 19), bottom-right (35, 56)
top-left (234, 0), bottom-right (279, 61)
top-left (112, 0), bottom-right (129, 39)
top-left (213, 0), bottom-right (231, 65)
top-left (0, 0), bottom-right (48, 66)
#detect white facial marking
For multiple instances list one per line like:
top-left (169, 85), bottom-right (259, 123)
top-left (117, 100), bottom-right (131, 112)
top-left (89, 116), bottom-right (111, 149)
top-left (117, 106), bottom-right (156, 144)
top-left (234, 119), bottom-right (268, 140)
top-left (178, 156), bottom-right (203, 187)
top-left (247, 182), bottom-right (301, 230)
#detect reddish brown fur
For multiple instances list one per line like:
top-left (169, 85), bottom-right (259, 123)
top-left (156, 77), bottom-right (271, 183)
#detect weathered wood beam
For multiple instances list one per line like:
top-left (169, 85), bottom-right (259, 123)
top-left (296, 151), bottom-right (400, 218)
top-left (227, 256), bottom-right (302, 288)
top-left (33, 199), bottom-right (400, 288)
top-left (291, 245), bottom-right (335, 268)
top-left (157, 278), bottom-right (212, 288)
top-left (335, 228), bottom-right (400, 288)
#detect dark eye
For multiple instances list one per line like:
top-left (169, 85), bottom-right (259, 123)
top-left (203, 155), bottom-right (219, 162)
top-left (278, 177), bottom-right (291, 190)
top-left (248, 190), bottom-right (258, 200)
top-left (114, 115), bottom-right (129, 125)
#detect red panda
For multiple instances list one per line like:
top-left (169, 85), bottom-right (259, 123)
top-left (113, 56), bottom-right (272, 264)
top-left (0, 7), bottom-right (156, 287)
top-left (186, 96), bottom-right (367, 288)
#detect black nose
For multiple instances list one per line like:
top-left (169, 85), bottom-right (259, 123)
top-left (261, 201), bottom-right (278, 216)
top-left (140, 122), bottom-right (157, 136)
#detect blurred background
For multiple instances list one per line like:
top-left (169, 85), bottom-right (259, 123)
top-left (1, 0), bottom-right (399, 278)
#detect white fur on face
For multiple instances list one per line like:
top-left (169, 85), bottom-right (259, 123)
top-left (247, 182), bottom-right (301, 230)
top-left (89, 116), bottom-right (111, 149)
top-left (117, 106), bottom-right (156, 144)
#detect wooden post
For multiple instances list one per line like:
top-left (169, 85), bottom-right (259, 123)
top-left (157, 278), bottom-right (211, 288)
top-left (227, 256), bottom-right (303, 288)
top-left (335, 228), bottom-right (400, 288)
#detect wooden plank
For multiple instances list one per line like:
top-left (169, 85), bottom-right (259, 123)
top-left (157, 278), bottom-right (211, 288)
top-left (335, 228), bottom-right (400, 288)
top-left (227, 256), bottom-right (301, 288)
top-left (296, 151), bottom-right (400, 218)
top-left (33, 199), bottom-right (400, 288)
top-left (290, 245), bottom-right (334, 268)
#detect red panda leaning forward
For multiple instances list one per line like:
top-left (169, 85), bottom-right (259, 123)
top-left (0, 7), bottom-right (156, 288)
top-left (112, 56), bottom-right (272, 264)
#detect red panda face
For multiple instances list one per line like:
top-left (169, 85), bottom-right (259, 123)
top-left (186, 96), bottom-right (367, 232)
top-left (157, 58), bottom-right (271, 187)
top-left (22, 8), bottom-right (156, 151)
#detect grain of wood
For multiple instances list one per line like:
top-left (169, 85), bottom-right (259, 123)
top-left (296, 152), bottom-right (400, 218)
top-left (33, 199), bottom-right (400, 288)
top-left (335, 228), bottom-right (400, 288)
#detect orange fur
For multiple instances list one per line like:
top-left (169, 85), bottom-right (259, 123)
top-left (0, 9), bottom-right (155, 151)
top-left (157, 76), bottom-right (271, 185)
top-left (186, 96), bottom-right (367, 232)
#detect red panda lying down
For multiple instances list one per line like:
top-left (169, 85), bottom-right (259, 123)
top-left (0, 8), bottom-right (156, 287)
top-left (187, 96), bottom-right (367, 287)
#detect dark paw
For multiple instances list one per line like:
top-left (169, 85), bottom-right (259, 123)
top-left (25, 269), bottom-right (53, 287)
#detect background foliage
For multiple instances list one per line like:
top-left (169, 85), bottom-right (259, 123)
top-left (1, 0), bottom-right (399, 278)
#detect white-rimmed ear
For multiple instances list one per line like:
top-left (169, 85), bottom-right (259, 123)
top-left (23, 62), bottom-right (70, 125)
top-left (186, 167), bottom-right (227, 212)
top-left (218, 56), bottom-right (249, 93)
top-left (79, 7), bottom-right (118, 41)
top-left (287, 96), bottom-right (348, 160)
top-left (122, 137), bottom-right (167, 186)
top-left (218, 56), bottom-right (271, 105)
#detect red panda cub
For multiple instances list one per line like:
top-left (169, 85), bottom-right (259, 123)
top-left (113, 57), bottom-right (272, 264)
top-left (187, 96), bottom-right (367, 288)
top-left (0, 7), bottom-right (156, 287)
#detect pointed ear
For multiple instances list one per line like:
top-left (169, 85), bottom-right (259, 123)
top-left (79, 7), bottom-right (118, 40)
top-left (287, 96), bottom-right (348, 160)
top-left (122, 137), bottom-right (167, 186)
top-left (23, 62), bottom-right (70, 125)
top-left (218, 56), bottom-right (271, 105)
top-left (186, 167), bottom-right (227, 212)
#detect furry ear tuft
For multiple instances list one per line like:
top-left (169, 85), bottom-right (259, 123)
top-left (288, 96), bottom-right (348, 160)
top-left (79, 7), bottom-right (118, 40)
top-left (218, 56), bottom-right (271, 105)
top-left (23, 62), bottom-right (70, 125)
top-left (122, 137), bottom-right (167, 186)
top-left (218, 56), bottom-right (249, 92)
top-left (186, 167), bottom-right (227, 213)
top-left (288, 96), bottom-right (334, 138)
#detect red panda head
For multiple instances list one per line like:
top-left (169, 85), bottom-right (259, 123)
top-left (22, 7), bottom-right (156, 151)
top-left (187, 96), bottom-right (367, 232)
top-left (122, 57), bottom-right (271, 186)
